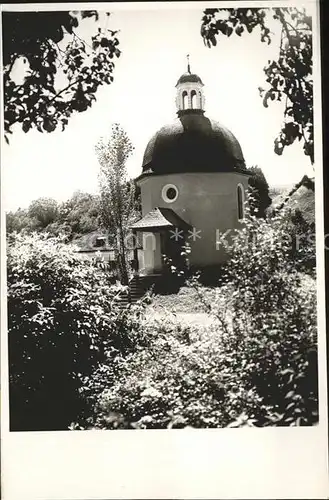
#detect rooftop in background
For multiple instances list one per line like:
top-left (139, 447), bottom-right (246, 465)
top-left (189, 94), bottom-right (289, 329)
top-left (269, 175), bottom-right (315, 225)
top-left (71, 231), bottom-right (113, 253)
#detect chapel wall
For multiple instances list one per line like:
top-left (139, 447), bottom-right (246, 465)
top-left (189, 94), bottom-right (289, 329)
top-left (138, 172), bottom-right (249, 266)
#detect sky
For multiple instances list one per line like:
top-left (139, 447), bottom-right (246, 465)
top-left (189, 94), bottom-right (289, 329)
top-left (2, 4), bottom-right (315, 211)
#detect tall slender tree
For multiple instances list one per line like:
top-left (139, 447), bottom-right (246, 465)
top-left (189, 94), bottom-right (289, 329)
top-left (95, 124), bottom-right (135, 285)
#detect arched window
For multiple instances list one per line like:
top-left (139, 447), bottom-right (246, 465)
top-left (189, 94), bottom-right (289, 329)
top-left (182, 91), bottom-right (188, 110)
top-left (191, 90), bottom-right (197, 108)
top-left (237, 184), bottom-right (245, 220)
top-left (199, 91), bottom-right (203, 108)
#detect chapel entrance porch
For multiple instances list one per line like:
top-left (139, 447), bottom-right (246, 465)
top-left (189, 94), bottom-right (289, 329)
top-left (130, 207), bottom-right (191, 277)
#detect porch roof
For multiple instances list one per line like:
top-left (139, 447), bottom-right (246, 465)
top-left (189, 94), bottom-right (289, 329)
top-left (130, 207), bottom-right (191, 232)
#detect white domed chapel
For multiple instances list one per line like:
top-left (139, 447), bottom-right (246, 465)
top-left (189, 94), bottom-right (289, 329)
top-left (131, 60), bottom-right (249, 276)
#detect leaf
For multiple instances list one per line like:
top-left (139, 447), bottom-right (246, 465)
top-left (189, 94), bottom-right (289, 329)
top-left (235, 25), bottom-right (244, 36)
top-left (43, 118), bottom-right (56, 133)
top-left (61, 118), bottom-right (68, 131)
top-left (280, 368), bottom-right (294, 376)
top-left (210, 34), bottom-right (217, 46)
top-left (274, 139), bottom-right (284, 156)
top-left (285, 390), bottom-right (295, 399)
top-left (263, 91), bottom-right (270, 108)
top-left (22, 120), bottom-right (31, 133)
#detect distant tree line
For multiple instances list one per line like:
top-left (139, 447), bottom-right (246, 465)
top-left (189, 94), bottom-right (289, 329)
top-left (6, 186), bottom-right (142, 241)
top-left (6, 191), bottom-right (100, 239)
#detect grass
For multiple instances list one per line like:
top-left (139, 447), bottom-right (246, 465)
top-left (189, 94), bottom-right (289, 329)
top-left (148, 285), bottom-right (219, 314)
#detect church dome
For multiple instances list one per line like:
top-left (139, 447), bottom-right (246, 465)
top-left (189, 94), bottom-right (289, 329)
top-left (176, 72), bottom-right (203, 86)
top-left (142, 112), bottom-right (246, 174)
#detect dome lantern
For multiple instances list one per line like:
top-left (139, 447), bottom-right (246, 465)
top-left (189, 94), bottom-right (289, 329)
top-left (140, 61), bottom-right (246, 176)
top-left (175, 55), bottom-right (205, 116)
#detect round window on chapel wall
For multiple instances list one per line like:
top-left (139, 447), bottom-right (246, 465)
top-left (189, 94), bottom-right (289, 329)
top-left (162, 184), bottom-right (179, 203)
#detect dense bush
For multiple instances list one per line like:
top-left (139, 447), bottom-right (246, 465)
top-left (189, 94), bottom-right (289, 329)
top-left (202, 277), bottom-right (318, 426)
top-left (286, 208), bottom-right (316, 275)
top-left (74, 207), bottom-right (317, 429)
top-left (217, 206), bottom-right (315, 310)
top-left (7, 232), bottom-right (144, 430)
top-left (76, 278), bottom-right (317, 430)
top-left (200, 206), bottom-right (317, 425)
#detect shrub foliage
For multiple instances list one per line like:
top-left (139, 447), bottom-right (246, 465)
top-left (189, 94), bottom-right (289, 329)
top-left (7, 232), bottom-right (143, 430)
top-left (73, 207), bottom-right (318, 429)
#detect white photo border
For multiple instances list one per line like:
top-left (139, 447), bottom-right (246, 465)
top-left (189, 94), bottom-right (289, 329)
top-left (1, 2), bottom-right (328, 499)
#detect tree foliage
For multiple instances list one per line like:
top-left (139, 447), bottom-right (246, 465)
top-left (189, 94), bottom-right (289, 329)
top-left (56, 191), bottom-right (101, 237)
top-left (6, 191), bottom-right (101, 239)
top-left (6, 207), bottom-right (39, 233)
top-left (201, 7), bottom-right (313, 163)
top-left (247, 165), bottom-right (272, 218)
top-left (28, 197), bottom-right (59, 228)
top-left (95, 124), bottom-right (136, 285)
top-left (3, 11), bottom-right (120, 140)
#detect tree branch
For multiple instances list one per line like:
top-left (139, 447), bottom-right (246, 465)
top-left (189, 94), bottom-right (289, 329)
top-left (276, 8), bottom-right (295, 47)
top-left (47, 78), bottom-right (81, 104)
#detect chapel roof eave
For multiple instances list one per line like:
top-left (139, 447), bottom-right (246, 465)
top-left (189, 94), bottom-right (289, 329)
top-left (130, 207), bottom-right (192, 231)
top-left (177, 108), bottom-right (205, 118)
top-left (134, 168), bottom-right (250, 184)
